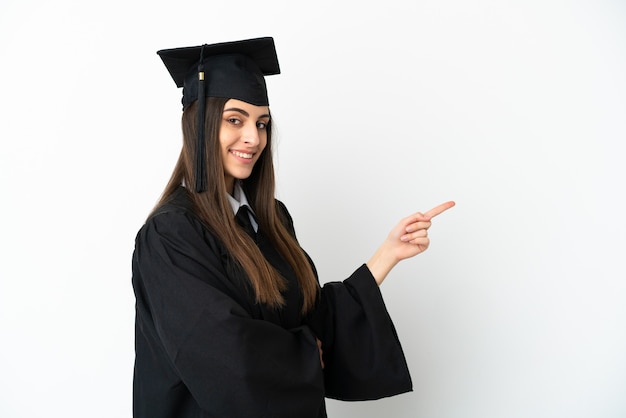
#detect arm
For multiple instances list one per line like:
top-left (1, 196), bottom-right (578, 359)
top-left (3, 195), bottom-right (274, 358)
top-left (367, 201), bottom-right (456, 285)
top-left (133, 210), bottom-right (325, 417)
top-left (313, 265), bottom-right (414, 400)
top-left (308, 201), bottom-right (455, 399)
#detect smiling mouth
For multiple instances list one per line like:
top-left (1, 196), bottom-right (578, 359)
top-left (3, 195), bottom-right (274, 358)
top-left (230, 150), bottom-right (254, 159)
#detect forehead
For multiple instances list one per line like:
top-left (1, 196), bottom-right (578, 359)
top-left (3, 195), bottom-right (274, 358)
top-left (223, 99), bottom-right (270, 115)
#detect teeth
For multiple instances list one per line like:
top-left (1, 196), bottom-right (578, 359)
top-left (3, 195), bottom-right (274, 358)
top-left (232, 150), bottom-right (253, 159)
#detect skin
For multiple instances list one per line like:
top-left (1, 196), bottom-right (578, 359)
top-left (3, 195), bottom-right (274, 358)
top-left (219, 98), bottom-right (455, 366)
top-left (219, 99), bottom-right (270, 195)
top-left (366, 201), bottom-right (456, 285)
top-left (218, 99), bottom-right (455, 285)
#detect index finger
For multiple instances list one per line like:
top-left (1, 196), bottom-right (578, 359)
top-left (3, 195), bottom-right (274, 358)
top-left (424, 201), bottom-right (456, 219)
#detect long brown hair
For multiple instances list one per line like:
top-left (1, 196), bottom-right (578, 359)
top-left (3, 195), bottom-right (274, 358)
top-left (155, 97), bottom-right (318, 314)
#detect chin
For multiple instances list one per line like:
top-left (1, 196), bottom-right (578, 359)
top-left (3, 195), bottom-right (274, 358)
top-left (234, 172), bottom-right (253, 181)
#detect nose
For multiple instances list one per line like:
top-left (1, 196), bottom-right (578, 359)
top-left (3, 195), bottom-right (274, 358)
top-left (242, 124), bottom-right (260, 147)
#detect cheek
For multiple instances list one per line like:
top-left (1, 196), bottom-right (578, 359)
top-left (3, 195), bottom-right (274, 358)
top-left (219, 132), bottom-right (234, 154)
top-left (259, 134), bottom-right (269, 152)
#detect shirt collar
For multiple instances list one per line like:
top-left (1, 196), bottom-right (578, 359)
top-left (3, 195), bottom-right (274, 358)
top-left (227, 181), bottom-right (258, 232)
top-left (227, 181), bottom-right (250, 212)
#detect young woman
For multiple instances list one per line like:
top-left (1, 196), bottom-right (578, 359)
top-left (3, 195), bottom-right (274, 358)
top-left (132, 37), bottom-right (454, 418)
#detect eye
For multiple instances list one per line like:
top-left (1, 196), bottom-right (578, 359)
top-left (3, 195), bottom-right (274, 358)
top-left (257, 120), bottom-right (269, 129)
top-left (226, 117), bottom-right (241, 125)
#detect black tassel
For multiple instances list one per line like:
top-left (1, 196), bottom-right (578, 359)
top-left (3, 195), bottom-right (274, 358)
top-left (195, 45), bottom-right (207, 193)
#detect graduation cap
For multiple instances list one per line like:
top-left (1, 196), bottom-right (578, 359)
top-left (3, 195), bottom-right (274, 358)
top-left (157, 37), bottom-right (281, 192)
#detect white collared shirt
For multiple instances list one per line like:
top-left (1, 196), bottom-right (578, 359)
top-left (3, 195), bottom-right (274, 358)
top-left (227, 181), bottom-right (259, 232)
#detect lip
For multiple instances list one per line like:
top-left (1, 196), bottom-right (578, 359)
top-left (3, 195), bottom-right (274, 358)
top-left (229, 149), bottom-right (256, 163)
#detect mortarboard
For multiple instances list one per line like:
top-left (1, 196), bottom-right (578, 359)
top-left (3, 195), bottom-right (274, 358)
top-left (157, 37), bottom-right (281, 192)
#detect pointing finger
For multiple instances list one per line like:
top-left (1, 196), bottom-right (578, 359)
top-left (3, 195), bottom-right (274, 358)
top-left (424, 201), bottom-right (456, 219)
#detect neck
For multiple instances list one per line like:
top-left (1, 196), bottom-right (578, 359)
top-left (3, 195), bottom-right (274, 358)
top-left (225, 177), bottom-right (234, 196)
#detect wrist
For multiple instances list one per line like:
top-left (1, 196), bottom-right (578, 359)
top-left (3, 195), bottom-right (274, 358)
top-left (366, 245), bottom-right (399, 286)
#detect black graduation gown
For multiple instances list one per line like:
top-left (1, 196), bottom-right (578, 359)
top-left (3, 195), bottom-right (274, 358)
top-left (132, 187), bottom-right (412, 418)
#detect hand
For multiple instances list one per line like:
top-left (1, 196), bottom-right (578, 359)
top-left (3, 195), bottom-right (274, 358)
top-left (394, 201), bottom-right (456, 260)
top-left (367, 201), bottom-right (455, 285)
top-left (316, 338), bottom-right (324, 369)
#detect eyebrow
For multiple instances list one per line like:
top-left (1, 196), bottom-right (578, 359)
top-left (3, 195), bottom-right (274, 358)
top-left (223, 107), bottom-right (271, 119)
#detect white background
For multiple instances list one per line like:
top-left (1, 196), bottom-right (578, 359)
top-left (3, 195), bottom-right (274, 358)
top-left (1, 1), bottom-right (625, 417)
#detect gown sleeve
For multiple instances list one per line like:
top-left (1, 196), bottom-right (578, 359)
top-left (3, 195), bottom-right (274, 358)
top-left (276, 201), bottom-right (414, 401)
top-left (312, 266), bottom-right (413, 400)
top-left (132, 208), bottom-right (325, 418)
